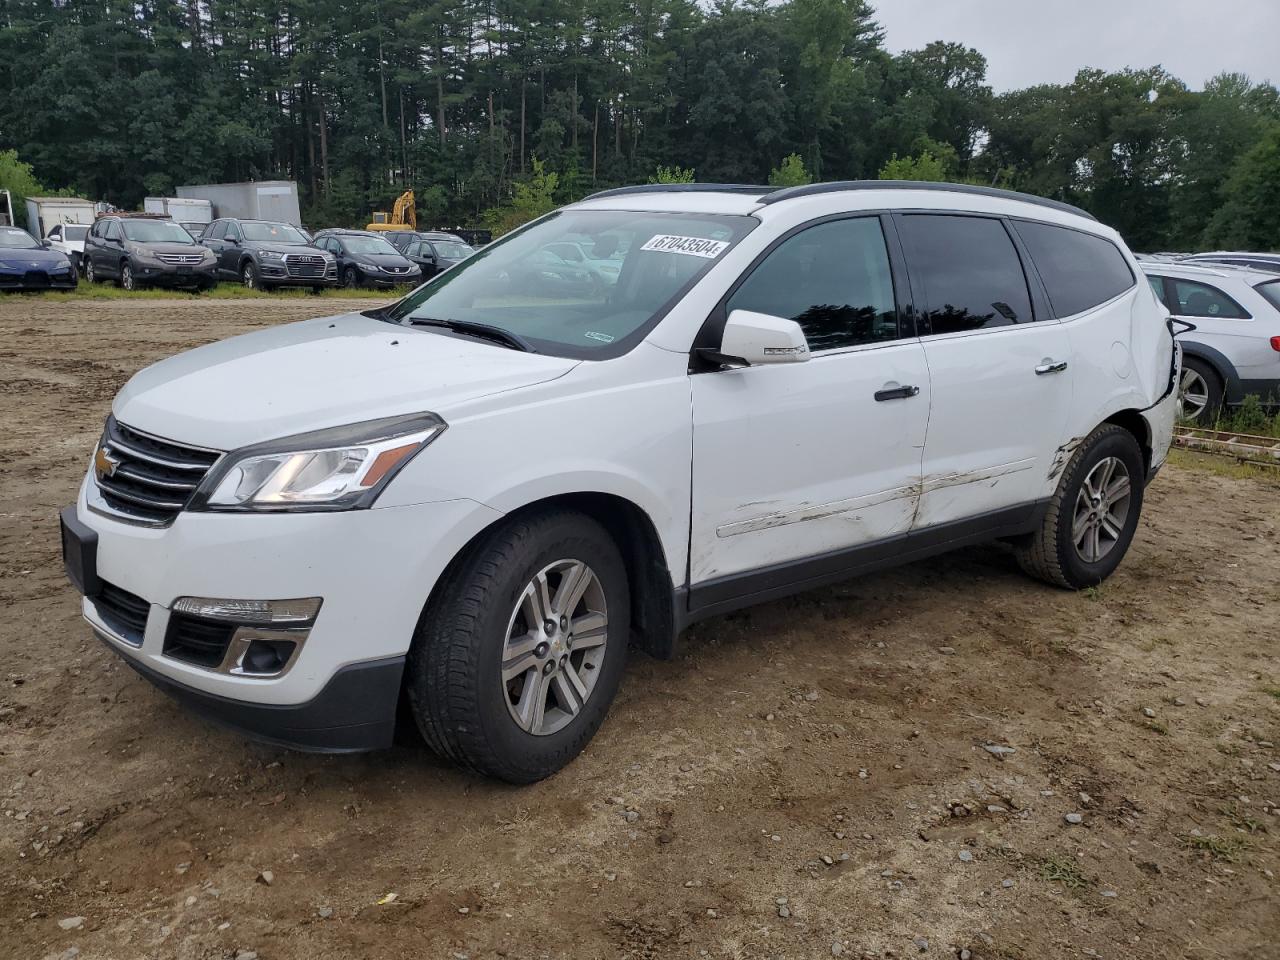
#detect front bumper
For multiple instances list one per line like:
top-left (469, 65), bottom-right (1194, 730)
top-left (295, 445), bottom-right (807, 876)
top-left (133, 263), bottom-right (217, 287)
top-left (0, 270), bottom-right (77, 290)
top-left (62, 478), bottom-right (504, 750)
top-left (358, 269), bottom-right (422, 288)
top-left (258, 260), bottom-right (339, 287)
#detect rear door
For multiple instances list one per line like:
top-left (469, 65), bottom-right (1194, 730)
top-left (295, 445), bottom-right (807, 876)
top-left (897, 212), bottom-right (1073, 530)
top-left (689, 214), bottom-right (931, 599)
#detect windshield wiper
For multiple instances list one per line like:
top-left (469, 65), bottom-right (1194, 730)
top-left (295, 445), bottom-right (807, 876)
top-left (407, 317), bottom-right (535, 353)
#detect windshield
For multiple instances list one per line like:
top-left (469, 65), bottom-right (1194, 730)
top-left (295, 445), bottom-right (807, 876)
top-left (382, 210), bottom-right (754, 358)
top-left (243, 221), bottom-right (308, 244)
top-left (64, 225), bottom-right (89, 241)
top-left (0, 227), bottom-right (38, 249)
top-left (122, 220), bottom-right (195, 244)
top-left (433, 240), bottom-right (473, 259)
top-left (344, 236), bottom-right (400, 256)
top-left (1258, 281), bottom-right (1280, 311)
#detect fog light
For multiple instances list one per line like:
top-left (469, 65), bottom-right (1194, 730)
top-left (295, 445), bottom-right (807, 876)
top-left (239, 637), bottom-right (298, 675)
top-left (172, 597), bottom-right (321, 625)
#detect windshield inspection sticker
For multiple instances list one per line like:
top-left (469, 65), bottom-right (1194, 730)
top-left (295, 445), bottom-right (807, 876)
top-left (640, 235), bottom-right (730, 259)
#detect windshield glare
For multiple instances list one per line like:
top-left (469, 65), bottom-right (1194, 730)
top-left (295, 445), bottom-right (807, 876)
top-left (344, 236), bottom-right (400, 256)
top-left (122, 220), bottom-right (195, 244)
top-left (0, 228), bottom-right (39, 249)
top-left (243, 222), bottom-right (307, 244)
top-left (383, 210), bottom-right (753, 357)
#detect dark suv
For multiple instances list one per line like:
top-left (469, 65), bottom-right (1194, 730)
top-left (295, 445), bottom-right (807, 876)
top-left (200, 219), bottom-right (337, 291)
top-left (83, 216), bottom-right (217, 291)
top-left (384, 231), bottom-right (476, 279)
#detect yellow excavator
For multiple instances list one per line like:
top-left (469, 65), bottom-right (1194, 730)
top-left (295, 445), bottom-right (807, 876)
top-left (367, 190), bottom-right (416, 232)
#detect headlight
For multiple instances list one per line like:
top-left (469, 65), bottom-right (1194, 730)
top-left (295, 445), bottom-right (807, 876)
top-left (321, 252), bottom-right (335, 263)
top-left (194, 413), bottom-right (446, 512)
top-left (259, 250), bottom-right (285, 261)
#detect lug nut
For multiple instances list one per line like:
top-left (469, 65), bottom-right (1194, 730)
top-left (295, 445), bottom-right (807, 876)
top-left (544, 619), bottom-right (557, 634)
top-left (559, 615), bottom-right (568, 630)
top-left (534, 641), bottom-right (549, 658)
top-left (542, 660), bottom-right (555, 675)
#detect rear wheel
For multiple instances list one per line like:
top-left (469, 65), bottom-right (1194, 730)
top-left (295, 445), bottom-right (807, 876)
top-left (406, 510), bottom-right (629, 783)
top-left (1015, 424), bottom-right (1146, 589)
top-left (1178, 357), bottom-right (1223, 424)
top-left (84, 258), bottom-right (97, 284)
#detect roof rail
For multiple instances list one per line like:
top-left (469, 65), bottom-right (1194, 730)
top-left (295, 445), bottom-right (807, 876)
top-left (583, 183), bottom-right (770, 201)
top-left (759, 180), bottom-right (1098, 221)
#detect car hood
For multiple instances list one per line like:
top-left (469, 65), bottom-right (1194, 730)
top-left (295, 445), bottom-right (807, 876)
top-left (0, 246), bottom-right (68, 268)
top-left (359, 253), bottom-right (416, 269)
top-left (249, 242), bottom-right (328, 257)
top-left (113, 312), bottom-right (579, 450)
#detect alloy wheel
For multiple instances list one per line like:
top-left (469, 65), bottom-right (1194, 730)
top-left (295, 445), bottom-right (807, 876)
top-left (1072, 456), bottom-right (1132, 564)
top-left (84, 259), bottom-right (95, 283)
top-left (501, 559), bottom-right (608, 737)
top-left (1178, 368), bottom-right (1210, 421)
top-left (121, 263), bottom-right (134, 291)
top-left (242, 263), bottom-right (256, 289)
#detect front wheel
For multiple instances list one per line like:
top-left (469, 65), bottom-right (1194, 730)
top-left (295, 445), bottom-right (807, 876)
top-left (342, 265), bottom-right (359, 288)
top-left (406, 510), bottom-right (629, 783)
top-left (1015, 424), bottom-right (1146, 589)
top-left (120, 261), bottom-right (136, 291)
top-left (241, 260), bottom-right (262, 291)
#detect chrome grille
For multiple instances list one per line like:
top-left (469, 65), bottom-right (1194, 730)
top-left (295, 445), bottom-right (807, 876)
top-left (93, 417), bottom-right (221, 526)
top-left (156, 253), bottom-right (204, 265)
top-left (286, 254), bottom-right (326, 278)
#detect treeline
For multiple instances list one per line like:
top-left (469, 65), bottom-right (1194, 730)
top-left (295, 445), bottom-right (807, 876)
top-left (1, 0), bottom-right (1278, 250)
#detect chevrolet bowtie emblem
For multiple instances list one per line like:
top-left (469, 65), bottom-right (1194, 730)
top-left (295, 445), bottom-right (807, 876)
top-left (94, 445), bottom-right (121, 480)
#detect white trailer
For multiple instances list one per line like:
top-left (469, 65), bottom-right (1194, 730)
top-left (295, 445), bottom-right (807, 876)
top-left (0, 189), bottom-right (12, 226)
top-left (144, 196), bottom-right (214, 230)
top-left (175, 181), bottom-right (302, 226)
top-left (25, 197), bottom-right (95, 239)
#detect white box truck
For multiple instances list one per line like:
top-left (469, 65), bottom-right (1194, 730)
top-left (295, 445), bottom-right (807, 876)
top-left (144, 197), bottom-right (214, 235)
top-left (25, 197), bottom-right (95, 239)
top-left (175, 181), bottom-right (302, 226)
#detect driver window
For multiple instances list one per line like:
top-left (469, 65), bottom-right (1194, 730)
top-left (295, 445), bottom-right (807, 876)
top-left (726, 217), bottom-right (900, 351)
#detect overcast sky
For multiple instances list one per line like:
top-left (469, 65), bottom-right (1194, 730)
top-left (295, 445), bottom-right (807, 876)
top-left (874, 0), bottom-right (1279, 92)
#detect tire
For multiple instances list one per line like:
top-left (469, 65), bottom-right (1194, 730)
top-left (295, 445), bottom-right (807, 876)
top-left (84, 257), bottom-right (97, 284)
top-left (120, 261), bottom-right (136, 291)
top-left (342, 265), bottom-right (359, 288)
top-left (1015, 424), bottom-right (1146, 589)
top-left (406, 510), bottom-right (629, 783)
top-left (241, 260), bottom-right (261, 291)
top-left (1178, 357), bottom-right (1223, 424)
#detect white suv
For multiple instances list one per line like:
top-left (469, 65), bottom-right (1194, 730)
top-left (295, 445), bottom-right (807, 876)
top-left (1140, 261), bottom-right (1280, 422)
top-left (61, 182), bottom-right (1179, 782)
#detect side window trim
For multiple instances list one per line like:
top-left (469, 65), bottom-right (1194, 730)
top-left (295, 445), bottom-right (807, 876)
top-left (692, 210), bottom-right (909, 366)
top-left (892, 211), bottom-right (1038, 336)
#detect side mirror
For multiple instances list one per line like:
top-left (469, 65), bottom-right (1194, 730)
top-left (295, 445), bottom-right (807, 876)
top-left (39, 239), bottom-right (51, 248)
top-left (706, 309), bottom-right (810, 367)
top-left (226, 236), bottom-right (240, 246)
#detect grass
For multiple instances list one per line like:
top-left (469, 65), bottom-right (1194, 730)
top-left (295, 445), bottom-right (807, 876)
top-left (1039, 854), bottom-right (1091, 889)
top-left (1165, 448), bottom-right (1280, 485)
top-left (19, 281), bottom-right (399, 302)
top-left (1261, 686), bottom-right (1280, 702)
top-left (1178, 833), bottom-right (1247, 862)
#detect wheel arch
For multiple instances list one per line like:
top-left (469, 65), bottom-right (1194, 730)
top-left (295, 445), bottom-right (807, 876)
top-left (428, 491), bottom-right (680, 661)
top-left (1103, 408), bottom-right (1153, 472)
top-left (1180, 341), bottom-right (1242, 403)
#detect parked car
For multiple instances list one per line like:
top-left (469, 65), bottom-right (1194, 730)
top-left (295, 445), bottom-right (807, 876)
top-left (1141, 261), bottom-right (1280, 422)
top-left (0, 224), bottom-right (77, 291)
top-left (394, 233), bottom-right (475, 278)
top-left (199, 218), bottom-right (336, 291)
top-left (44, 222), bottom-right (90, 273)
top-left (312, 229), bottom-right (422, 288)
top-left (1178, 252), bottom-right (1280, 275)
top-left (60, 181), bottom-right (1178, 782)
top-left (83, 216), bottom-right (217, 291)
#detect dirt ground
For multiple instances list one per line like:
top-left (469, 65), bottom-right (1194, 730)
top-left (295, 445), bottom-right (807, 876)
top-left (1, 296), bottom-right (1277, 960)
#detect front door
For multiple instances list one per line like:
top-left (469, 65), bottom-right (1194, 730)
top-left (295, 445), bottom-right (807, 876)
top-left (895, 213), bottom-right (1073, 530)
top-left (689, 215), bottom-right (931, 606)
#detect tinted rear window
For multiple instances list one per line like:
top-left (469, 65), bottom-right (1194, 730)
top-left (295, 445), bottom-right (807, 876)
top-left (1258, 281), bottom-right (1280, 311)
top-left (1015, 221), bottom-right (1134, 317)
top-left (898, 214), bottom-right (1034, 333)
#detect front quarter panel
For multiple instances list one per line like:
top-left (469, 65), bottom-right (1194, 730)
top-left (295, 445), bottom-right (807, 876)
top-left (377, 342), bottom-right (693, 587)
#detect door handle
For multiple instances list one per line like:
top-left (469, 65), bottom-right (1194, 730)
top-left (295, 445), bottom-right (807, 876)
top-left (1035, 360), bottom-right (1069, 375)
top-left (874, 384), bottom-right (920, 402)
